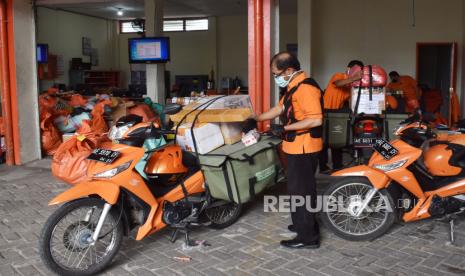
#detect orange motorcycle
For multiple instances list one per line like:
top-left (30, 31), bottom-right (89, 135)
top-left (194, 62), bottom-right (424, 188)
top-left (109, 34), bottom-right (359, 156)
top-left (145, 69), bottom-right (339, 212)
top-left (39, 104), bottom-right (243, 275)
top-left (322, 113), bottom-right (465, 241)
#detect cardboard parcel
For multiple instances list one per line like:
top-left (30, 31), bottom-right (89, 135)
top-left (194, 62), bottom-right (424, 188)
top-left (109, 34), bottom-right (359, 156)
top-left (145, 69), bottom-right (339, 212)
top-left (170, 95), bottom-right (254, 123)
top-left (176, 123), bottom-right (225, 154)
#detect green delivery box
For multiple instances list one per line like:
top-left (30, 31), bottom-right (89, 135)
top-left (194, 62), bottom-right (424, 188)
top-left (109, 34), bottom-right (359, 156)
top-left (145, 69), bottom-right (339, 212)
top-left (324, 112), bottom-right (350, 149)
top-left (199, 136), bottom-right (282, 204)
top-left (385, 113), bottom-right (409, 141)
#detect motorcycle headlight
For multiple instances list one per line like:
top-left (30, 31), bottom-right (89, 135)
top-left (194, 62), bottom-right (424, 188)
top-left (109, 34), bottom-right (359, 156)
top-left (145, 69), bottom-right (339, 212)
top-left (93, 161), bottom-right (131, 179)
top-left (108, 125), bottom-right (130, 140)
top-left (373, 159), bottom-right (407, 172)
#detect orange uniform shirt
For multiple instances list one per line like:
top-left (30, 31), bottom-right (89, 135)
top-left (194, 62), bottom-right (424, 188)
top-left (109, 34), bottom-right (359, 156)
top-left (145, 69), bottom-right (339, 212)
top-left (279, 73), bottom-right (323, 155)
top-left (387, 75), bottom-right (418, 112)
top-left (323, 73), bottom-right (350, 110)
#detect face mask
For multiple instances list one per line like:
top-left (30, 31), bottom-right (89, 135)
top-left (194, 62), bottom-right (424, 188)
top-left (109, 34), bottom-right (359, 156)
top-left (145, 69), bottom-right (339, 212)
top-left (274, 70), bottom-right (300, 88)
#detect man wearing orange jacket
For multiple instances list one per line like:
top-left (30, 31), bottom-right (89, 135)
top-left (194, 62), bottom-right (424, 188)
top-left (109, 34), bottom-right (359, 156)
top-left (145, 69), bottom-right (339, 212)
top-left (387, 71), bottom-right (420, 113)
top-left (320, 60), bottom-right (363, 171)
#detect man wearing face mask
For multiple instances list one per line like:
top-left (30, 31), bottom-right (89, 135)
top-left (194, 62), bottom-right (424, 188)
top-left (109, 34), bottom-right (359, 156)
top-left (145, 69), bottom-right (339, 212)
top-left (244, 51), bottom-right (323, 249)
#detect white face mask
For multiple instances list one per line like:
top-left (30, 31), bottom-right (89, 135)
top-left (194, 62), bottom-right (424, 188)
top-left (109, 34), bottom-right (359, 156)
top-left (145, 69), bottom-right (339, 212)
top-left (274, 70), bottom-right (301, 88)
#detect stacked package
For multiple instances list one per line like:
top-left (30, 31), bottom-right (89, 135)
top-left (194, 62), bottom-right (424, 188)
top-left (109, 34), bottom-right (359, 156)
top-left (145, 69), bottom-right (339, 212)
top-left (173, 95), bottom-right (255, 154)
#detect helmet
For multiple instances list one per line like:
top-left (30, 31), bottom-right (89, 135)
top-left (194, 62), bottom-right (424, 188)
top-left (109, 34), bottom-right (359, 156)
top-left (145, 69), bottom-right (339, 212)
top-left (145, 145), bottom-right (188, 185)
top-left (349, 65), bottom-right (387, 87)
top-left (423, 144), bottom-right (461, 176)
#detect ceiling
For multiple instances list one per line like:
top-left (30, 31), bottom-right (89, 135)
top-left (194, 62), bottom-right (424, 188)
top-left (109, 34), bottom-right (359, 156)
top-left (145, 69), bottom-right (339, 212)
top-left (35, 0), bottom-right (297, 20)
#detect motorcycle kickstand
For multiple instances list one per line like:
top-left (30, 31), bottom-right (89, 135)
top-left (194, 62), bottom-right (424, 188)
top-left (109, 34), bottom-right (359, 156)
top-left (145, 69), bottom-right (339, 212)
top-left (170, 228), bottom-right (180, 243)
top-left (184, 230), bottom-right (197, 247)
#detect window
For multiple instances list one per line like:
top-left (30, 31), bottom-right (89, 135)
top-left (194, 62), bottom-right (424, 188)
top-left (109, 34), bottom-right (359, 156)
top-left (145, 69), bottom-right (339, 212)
top-left (120, 21), bottom-right (144, 33)
top-left (120, 18), bottom-right (208, 34)
top-left (185, 18), bottom-right (208, 31)
top-left (163, 20), bottom-right (184, 32)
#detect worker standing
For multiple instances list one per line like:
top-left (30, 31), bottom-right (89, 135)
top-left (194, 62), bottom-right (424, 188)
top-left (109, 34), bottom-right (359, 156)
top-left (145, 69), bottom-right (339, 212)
top-left (319, 60), bottom-right (363, 171)
top-left (244, 52), bottom-right (323, 249)
top-left (386, 71), bottom-right (420, 113)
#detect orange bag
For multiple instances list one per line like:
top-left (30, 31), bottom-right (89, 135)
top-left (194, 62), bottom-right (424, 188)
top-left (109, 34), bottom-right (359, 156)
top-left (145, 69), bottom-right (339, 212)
top-left (91, 99), bottom-right (112, 134)
top-left (39, 94), bottom-right (57, 112)
top-left (40, 112), bottom-right (62, 156)
top-left (128, 103), bottom-right (156, 122)
top-left (51, 121), bottom-right (103, 185)
top-left (69, 94), bottom-right (88, 107)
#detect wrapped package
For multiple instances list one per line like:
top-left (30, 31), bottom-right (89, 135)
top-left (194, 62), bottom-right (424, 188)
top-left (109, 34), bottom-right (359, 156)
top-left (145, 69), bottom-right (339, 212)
top-left (170, 95), bottom-right (254, 123)
top-left (242, 129), bottom-right (260, 146)
top-left (170, 108), bottom-right (252, 123)
top-left (220, 122), bottom-right (243, 144)
top-left (176, 123), bottom-right (224, 154)
top-left (183, 95), bottom-right (252, 110)
top-left (350, 87), bottom-right (386, 115)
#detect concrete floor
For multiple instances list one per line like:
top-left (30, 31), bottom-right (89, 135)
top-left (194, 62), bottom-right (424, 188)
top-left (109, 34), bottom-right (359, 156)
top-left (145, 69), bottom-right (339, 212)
top-left (0, 160), bottom-right (465, 276)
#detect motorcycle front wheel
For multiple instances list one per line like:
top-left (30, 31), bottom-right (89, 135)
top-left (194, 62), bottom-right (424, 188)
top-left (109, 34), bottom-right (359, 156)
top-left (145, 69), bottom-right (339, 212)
top-left (39, 198), bottom-right (123, 276)
top-left (321, 177), bottom-right (397, 241)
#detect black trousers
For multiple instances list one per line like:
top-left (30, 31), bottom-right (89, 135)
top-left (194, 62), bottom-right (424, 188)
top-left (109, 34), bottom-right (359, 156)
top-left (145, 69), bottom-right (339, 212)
top-left (286, 152), bottom-right (320, 243)
top-left (319, 144), bottom-right (343, 170)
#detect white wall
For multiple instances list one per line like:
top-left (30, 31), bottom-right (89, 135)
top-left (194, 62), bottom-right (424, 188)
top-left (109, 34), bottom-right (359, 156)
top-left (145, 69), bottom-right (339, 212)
top-left (165, 17), bottom-right (217, 89)
top-left (311, 0), bottom-right (464, 95)
top-left (280, 14), bottom-right (297, 52)
top-left (36, 7), bottom-right (117, 90)
top-left (217, 15), bottom-right (248, 87)
top-left (13, 0), bottom-right (41, 163)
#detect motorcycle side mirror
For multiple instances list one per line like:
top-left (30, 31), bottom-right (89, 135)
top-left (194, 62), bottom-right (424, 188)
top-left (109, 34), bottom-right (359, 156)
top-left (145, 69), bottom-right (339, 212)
top-left (163, 104), bottom-right (182, 115)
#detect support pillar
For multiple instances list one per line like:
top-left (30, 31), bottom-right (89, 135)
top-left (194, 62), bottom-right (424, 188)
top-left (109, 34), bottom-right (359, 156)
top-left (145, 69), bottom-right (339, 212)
top-left (297, 0), bottom-right (312, 74)
top-left (270, 0), bottom-right (280, 107)
top-left (145, 0), bottom-right (165, 103)
top-left (248, 0), bottom-right (272, 128)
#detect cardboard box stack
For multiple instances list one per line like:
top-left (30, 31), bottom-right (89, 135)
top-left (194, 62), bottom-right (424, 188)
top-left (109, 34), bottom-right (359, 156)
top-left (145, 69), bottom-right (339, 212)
top-left (170, 95), bottom-right (253, 124)
top-left (171, 95), bottom-right (255, 154)
top-left (176, 123), bottom-right (225, 154)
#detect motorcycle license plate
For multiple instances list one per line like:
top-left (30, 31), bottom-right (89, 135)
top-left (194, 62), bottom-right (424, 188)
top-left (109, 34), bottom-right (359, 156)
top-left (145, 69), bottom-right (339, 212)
top-left (373, 139), bottom-right (399, 160)
top-left (353, 137), bottom-right (377, 147)
top-left (87, 148), bottom-right (121, 164)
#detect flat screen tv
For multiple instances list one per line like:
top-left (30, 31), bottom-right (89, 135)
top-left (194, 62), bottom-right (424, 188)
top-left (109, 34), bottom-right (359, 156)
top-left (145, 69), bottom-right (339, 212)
top-left (128, 37), bottom-right (170, 64)
top-left (37, 44), bottom-right (48, 64)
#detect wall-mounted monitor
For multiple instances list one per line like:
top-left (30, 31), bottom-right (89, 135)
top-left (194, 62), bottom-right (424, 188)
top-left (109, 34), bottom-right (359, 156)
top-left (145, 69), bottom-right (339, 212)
top-left (37, 44), bottom-right (48, 64)
top-left (128, 37), bottom-right (170, 64)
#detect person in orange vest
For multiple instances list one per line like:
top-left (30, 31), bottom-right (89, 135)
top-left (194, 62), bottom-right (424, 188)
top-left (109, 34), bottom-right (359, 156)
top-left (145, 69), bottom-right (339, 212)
top-left (244, 52), bottom-right (323, 249)
top-left (386, 71), bottom-right (420, 113)
top-left (319, 60), bottom-right (363, 172)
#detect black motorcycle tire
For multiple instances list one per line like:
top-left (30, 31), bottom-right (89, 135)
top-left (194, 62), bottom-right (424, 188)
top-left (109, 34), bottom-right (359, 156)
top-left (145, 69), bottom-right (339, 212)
top-left (206, 201), bottom-right (243, 229)
top-left (39, 198), bottom-right (124, 276)
top-left (321, 177), bottom-right (397, 241)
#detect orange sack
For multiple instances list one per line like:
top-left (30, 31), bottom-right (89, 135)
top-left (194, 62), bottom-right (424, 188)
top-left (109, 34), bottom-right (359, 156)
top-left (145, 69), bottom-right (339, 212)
top-left (51, 121), bottom-right (109, 185)
top-left (128, 103), bottom-right (156, 122)
top-left (40, 111), bottom-right (62, 156)
top-left (69, 94), bottom-right (88, 107)
top-left (91, 99), bottom-right (112, 134)
top-left (39, 94), bottom-right (57, 112)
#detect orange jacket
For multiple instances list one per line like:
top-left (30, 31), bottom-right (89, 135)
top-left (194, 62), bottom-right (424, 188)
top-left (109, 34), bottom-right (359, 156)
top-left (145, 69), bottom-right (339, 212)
top-left (323, 73), bottom-right (350, 110)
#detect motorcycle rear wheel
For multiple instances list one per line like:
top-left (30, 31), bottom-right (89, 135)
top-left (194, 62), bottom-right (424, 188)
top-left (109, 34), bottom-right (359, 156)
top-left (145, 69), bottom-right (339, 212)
top-left (321, 177), bottom-right (397, 241)
top-left (205, 201), bottom-right (242, 229)
top-left (39, 198), bottom-right (123, 276)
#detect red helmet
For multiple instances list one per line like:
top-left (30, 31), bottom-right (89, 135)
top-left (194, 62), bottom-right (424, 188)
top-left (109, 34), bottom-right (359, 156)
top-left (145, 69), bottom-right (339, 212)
top-left (349, 65), bottom-right (387, 87)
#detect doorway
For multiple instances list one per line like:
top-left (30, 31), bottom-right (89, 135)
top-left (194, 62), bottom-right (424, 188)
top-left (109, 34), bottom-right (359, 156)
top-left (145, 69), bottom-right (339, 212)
top-left (416, 42), bottom-right (457, 124)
